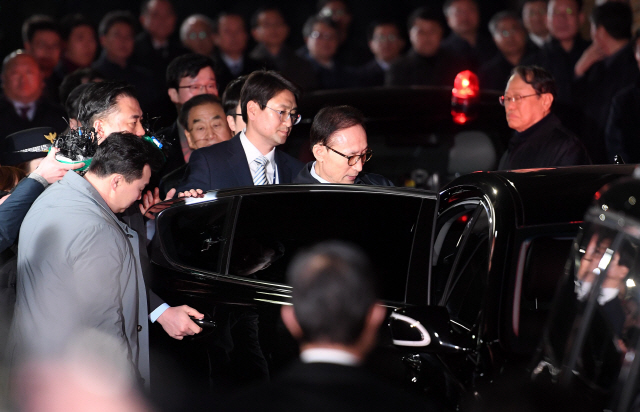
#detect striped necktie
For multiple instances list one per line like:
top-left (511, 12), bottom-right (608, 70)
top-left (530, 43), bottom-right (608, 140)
top-left (253, 156), bottom-right (268, 185)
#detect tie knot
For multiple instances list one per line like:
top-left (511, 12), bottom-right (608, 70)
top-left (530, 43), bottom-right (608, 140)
top-left (255, 156), bottom-right (268, 166)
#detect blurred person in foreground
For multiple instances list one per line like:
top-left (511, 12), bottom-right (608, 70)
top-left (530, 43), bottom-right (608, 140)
top-left (225, 241), bottom-right (430, 412)
top-left (498, 65), bottom-right (590, 169)
top-left (294, 105), bottom-right (392, 185)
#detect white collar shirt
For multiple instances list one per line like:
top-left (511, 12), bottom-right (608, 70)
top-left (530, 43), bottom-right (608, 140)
top-left (240, 131), bottom-right (278, 184)
top-left (300, 348), bottom-right (360, 366)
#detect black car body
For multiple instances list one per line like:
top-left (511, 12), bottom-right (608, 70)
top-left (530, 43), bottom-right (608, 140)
top-left (149, 165), bottom-right (636, 408)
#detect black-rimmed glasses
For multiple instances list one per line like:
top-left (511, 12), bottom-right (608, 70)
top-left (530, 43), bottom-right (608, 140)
top-left (265, 106), bottom-right (301, 125)
top-left (326, 146), bottom-right (373, 166)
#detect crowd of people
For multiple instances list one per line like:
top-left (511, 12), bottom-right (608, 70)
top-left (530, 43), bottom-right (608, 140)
top-left (1, 0), bottom-right (640, 410)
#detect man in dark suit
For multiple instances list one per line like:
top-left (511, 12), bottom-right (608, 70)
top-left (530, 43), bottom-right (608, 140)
top-left (178, 70), bottom-right (304, 192)
top-left (0, 51), bottom-right (67, 140)
top-left (357, 21), bottom-right (405, 87)
top-left (294, 105), bottom-right (392, 185)
top-left (225, 241), bottom-right (429, 411)
top-left (212, 13), bottom-right (264, 95)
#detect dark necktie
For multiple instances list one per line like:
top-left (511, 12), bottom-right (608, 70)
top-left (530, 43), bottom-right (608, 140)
top-left (18, 106), bottom-right (30, 120)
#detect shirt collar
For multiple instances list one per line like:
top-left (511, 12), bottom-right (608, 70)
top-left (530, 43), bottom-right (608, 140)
top-left (375, 58), bottom-right (391, 71)
top-left (220, 52), bottom-right (243, 68)
top-left (310, 161), bottom-right (330, 183)
top-left (300, 348), bottom-right (360, 366)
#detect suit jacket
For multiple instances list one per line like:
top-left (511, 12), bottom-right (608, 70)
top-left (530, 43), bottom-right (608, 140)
top-left (356, 59), bottom-right (386, 87)
top-left (224, 361), bottom-right (431, 412)
top-left (605, 79), bottom-right (640, 163)
top-left (0, 177), bottom-right (45, 253)
top-left (440, 32), bottom-right (498, 71)
top-left (131, 32), bottom-right (187, 83)
top-left (249, 44), bottom-right (318, 92)
top-left (178, 134), bottom-right (304, 192)
top-left (0, 97), bottom-right (67, 140)
top-left (8, 171), bottom-right (150, 384)
top-left (294, 161), bottom-right (394, 186)
top-left (386, 49), bottom-right (466, 87)
top-left (498, 113), bottom-right (591, 170)
top-left (213, 50), bottom-right (266, 96)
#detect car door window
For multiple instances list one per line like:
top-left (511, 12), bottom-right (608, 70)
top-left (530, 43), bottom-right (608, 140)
top-left (229, 191), bottom-right (425, 303)
top-left (431, 202), bottom-right (491, 330)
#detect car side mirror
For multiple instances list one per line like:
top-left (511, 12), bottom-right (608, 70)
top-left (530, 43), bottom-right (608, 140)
top-left (388, 306), bottom-right (473, 353)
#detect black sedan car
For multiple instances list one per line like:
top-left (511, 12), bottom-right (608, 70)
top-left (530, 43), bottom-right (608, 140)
top-left (149, 165), bottom-right (636, 408)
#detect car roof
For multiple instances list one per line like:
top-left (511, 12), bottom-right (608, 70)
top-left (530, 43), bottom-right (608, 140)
top-left (443, 165), bottom-right (638, 227)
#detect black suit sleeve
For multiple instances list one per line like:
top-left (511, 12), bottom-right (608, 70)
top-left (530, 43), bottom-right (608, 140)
top-left (177, 149), bottom-right (213, 192)
top-left (0, 177), bottom-right (45, 252)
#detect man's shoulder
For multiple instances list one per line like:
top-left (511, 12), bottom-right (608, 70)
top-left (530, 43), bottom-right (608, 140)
top-left (193, 135), bottom-right (239, 159)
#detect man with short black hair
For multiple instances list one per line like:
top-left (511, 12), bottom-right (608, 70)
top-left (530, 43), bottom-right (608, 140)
top-left (228, 241), bottom-right (429, 411)
top-left (249, 8), bottom-right (317, 91)
top-left (179, 70), bottom-right (304, 191)
top-left (357, 20), bottom-right (405, 87)
top-left (0, 51), bottom-right (67, 139)
top-left (212, 13), bottom-right (263, 95)
top-left (294, 105), bottom-right (392, 185)
top-left (387, 6), bottom-right (464, 87)
top-left (22, 14), bottom-right (63, 100)
top-left (573, 2), bottom-right (638, 164)
top-left (7, 133), bottom-right (168, 386)
top-left (440, 0), bottom-right (498, 69)
top-left (522, 0), bottom-right (550, 48)
top-left (222, 75), bottom-right (247, 135)
top-left (498, 65), bottom-right (590, 169)
top-left (54, 14), bottom-right (97, 81)
top-left (92, 11), bottom-right (158, 115)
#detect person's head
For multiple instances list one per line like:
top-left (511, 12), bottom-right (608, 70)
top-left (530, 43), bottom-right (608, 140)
top-left (0, 166), bottom-right (26, 192)
top-left (367, 21), bottom-right (405, 63)
top-left (65, 83), bottom-right (93, 128)
top-left (590, 2), bottom-right (632, 54)
top-left (86, 133), bottom-right (159, 213)
top-left (547, 0), bottom-right (583, 43)
top-left (140, 0), bottom-right (176, 43)
top-left (240, 70), bottom-right (300, 150)
top-left (22, 15), bottom-right (62, 76)
top-left (303, 16), bottom-right (339, 65)
top-left (59, 67), bottom-right (103, 108)
top-left (0, 127), bottom-right (54, 173)
top-left (317, 0), bottom-right (352, 43)
top-left (489, 12), bottom-right (527, 58)
top-left (310, 105), bottom-right (371, 184)
top-left (443, 0), bottom-right (480, 37)
top-left (251, 8), bottom-right (289, 51)
top-left (180, 14), bottom-right (216, 56)
top-left (77, 81), bottom-right (144, 140)
top-left (214, 13), bottom-right (248, 58)
top-left (503, 65), bottom-right (555, 132)
top-left (408, 7), bottom-right (445, 57)
top-left (222, 75), bottom-right (247, 134)
top-left (2, 51), bottom-right (44, 104)
top-left (60, 14), bottom-right (97, 68)
top-left (166, 53), bottom-right (217, 110)
top-left (522, 0), bottom-right (549, 38)
top-left (281, 241), bottom-right (385, 356)
top-left (98, 11), bottom-right (136, 65)
top-left (179, 94), bottom-right (232, 150)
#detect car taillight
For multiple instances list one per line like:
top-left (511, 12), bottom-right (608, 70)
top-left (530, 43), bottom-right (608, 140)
top-left (451, 70), bottom-right (480, 125)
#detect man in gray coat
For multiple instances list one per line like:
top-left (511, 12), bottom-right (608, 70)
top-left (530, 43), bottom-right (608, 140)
top-left (7, 133), bottom-right (161, 386)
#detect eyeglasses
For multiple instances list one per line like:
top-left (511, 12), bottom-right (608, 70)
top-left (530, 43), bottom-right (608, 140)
top-left (499, 93), bottom-right (539, 106)
top-left (178, 83), bottom-right (218, 93)
top-left (309, 31), bottom-right (336, 41)
top-left (265, 106), bottom-right (301, 125)
top-left (188, 31), bottom-right (210, 40)
top-left (372, 34), bottom-right (399, 43)
top-left (326, 146), bottom-right (373, 166)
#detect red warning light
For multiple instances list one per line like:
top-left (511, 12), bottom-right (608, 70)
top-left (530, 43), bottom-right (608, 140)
top-left (452, 112), bottom-right (469, 125)
top-left (452, 70), bottom-right (479, 99)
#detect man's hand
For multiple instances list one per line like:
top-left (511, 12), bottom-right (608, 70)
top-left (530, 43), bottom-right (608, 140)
top-left (178, 188), bottom-right (204, 198)
top-left (139, 187), bottom-right (176, 219)
top-left (156, 305), bottom-right (203, 340)
top-left (33, 148), bottom-right (84, 184)
top-left (574, 43), bottom-right (606, 77)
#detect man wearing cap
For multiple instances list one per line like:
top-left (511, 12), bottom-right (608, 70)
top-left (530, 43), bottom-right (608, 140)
top-left (0, 51), bottom-right (66, 140)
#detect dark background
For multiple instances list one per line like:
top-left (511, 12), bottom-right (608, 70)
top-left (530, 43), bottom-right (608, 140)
top-left (0, 0), bottom-right (511, 64)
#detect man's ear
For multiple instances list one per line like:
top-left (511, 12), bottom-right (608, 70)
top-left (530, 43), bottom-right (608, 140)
top-left (93, 119), bottom-right (106, 142)
top-left (110, 174), bottom-right (123, 191)
top-left (226, 114), bottom-right (237, 134)
top-left (312, 143), bottom-right (326, 162)
top-left (542, 92), bottom-right (554, 111)
top-left (168, 88), bottom-right (179, 104)
top-left (281, 305), bottom-right (303, 339)
top-left (247, 100), bottom-right (260, 122)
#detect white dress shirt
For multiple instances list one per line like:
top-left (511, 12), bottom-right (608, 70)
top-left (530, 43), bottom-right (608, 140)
top-left (300, 348), bottom-right (360, 366)
top-left (240, 131), bottom-right (278, 184)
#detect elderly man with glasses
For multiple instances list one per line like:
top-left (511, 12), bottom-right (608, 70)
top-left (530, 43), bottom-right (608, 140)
top-left (498, 65), bottom-right (590, 170)
top-left (294, 105), bottom-right (392, 185)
